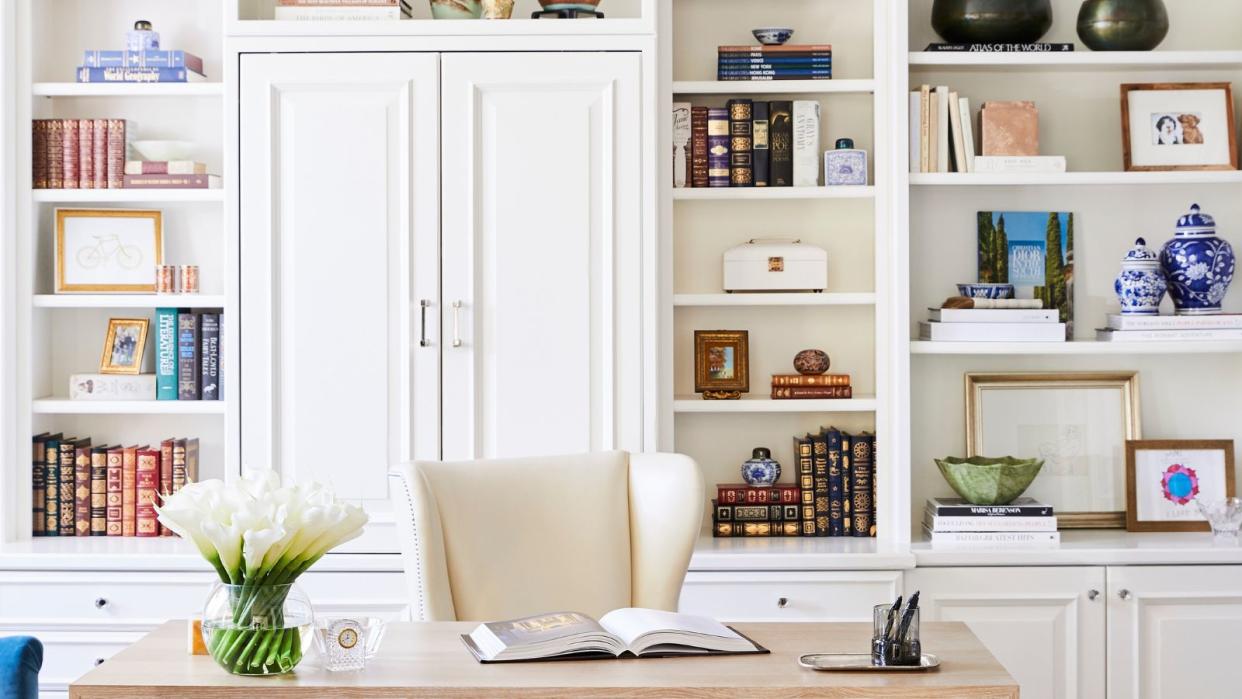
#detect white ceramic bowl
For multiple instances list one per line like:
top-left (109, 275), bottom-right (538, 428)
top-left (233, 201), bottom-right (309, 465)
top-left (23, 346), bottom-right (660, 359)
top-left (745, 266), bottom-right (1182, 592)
top-left (130, 140), bottom-right (194, 162)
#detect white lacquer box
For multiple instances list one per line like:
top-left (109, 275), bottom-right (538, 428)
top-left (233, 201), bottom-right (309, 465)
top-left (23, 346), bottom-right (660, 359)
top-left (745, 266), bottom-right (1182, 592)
top-left (723, 239), bottom-right (828, 292)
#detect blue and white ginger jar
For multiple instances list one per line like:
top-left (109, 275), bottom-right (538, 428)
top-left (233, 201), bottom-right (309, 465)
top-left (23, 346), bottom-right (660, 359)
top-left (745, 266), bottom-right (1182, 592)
top-left (741, 447), bottom-right (781, 486)
top-left (1161, 204), bottom-right (1235, 315)
top-left (1114, 237), bottom-right (1166, 315)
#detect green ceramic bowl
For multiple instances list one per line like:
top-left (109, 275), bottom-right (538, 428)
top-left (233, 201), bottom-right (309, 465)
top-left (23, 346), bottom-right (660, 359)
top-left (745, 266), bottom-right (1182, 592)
top-left (934, 456), bottom-right (1044, 506)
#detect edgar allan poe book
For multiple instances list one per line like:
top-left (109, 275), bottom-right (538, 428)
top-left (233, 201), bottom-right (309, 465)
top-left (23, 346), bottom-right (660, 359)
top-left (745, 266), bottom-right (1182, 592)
top-left (768, 101), bottom-right (794, 187)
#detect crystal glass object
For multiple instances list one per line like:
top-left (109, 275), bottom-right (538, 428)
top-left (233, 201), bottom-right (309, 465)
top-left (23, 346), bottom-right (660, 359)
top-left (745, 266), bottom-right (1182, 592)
top-left (312, 617), bottom-right (387, 672)
top-left (1197, 498), bottom-right (1242, 545)
top-left (200, 582), bottom-right (313, 676)
top-left (872, 604), bottom-right (921, 666)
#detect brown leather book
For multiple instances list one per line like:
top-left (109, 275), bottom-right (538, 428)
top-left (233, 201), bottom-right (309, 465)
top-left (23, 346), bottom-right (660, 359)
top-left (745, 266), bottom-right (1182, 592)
top-left (61, 119), bottom-right (79, 189)
top-left (771, 374), bottom-right (851, 387)
top-left (122, 446), bottom-right (138, 536)
top-left (90, 445), bottom-right (108, 536)
top-left (771, 385), bottom-right (853, 399)
top-left (136, 448), bottom-right (161, 537)
top-left (58, 439), bottom-right (81, 536)
top-left (690, 106), bottom-right (709, 188)
top-left (74, 440), bottom-right (92, 536)
top-left (106, 446), bottom-right (124, 536)
top-left (981, 101), bottom-right (1039, 156)
top-left (159, 439), bottom-right (175, 536)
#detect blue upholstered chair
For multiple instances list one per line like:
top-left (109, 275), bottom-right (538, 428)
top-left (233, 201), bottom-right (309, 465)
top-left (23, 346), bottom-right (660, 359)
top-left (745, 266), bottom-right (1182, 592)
top-left (0, 637), bottom-right (42, 699)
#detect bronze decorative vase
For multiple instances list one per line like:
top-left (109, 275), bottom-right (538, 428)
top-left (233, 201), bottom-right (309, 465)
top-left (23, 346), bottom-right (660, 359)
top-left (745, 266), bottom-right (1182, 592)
top-left (931, 0), bottom-right (1053, 44)
top-left (1077, 0), bottom-right (1169, 51)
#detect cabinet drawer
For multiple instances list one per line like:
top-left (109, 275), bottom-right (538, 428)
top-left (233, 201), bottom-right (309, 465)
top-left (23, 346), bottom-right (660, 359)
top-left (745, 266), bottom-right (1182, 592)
top-left (679, 571), bottom-right (902, 622)
top-left (8, 626), bottom-right (151, 694)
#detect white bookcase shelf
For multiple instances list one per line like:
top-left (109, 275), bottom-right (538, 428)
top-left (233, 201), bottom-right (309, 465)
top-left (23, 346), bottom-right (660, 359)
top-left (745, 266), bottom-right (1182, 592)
top-left (908, 50), bottom-right (1242, 70)
top-left (33, 294), bottom-right (227, 309)
top-left (911, 171), bottom-right (1242, 187)
top-left (911, 340), bottom-right (1242, 356)
top-left (32, 189), bottom-right (224, 203)
top-left (673, 186), bottom-right (875, 201)
top-left (226, 18), bottom-right (652, 37)
top-left (32, 399), bottom-right (226, 415)
top-left (673, 79), bottom-right (876, 95)
top-left (32, 82), bottom-right (224, 98)
top-left (674, 396), bottom-right (878, 414)
top-left (674, 293), bottom-right (877, 307)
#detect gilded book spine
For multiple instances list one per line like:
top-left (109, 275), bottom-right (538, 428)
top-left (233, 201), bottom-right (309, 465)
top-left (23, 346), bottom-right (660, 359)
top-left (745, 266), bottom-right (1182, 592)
top-left (716, 484), bottom-right (800, 504)
top-left (106, 119), bottom-right (127, 189)
top-left (74, 442), bottom-right (92, 537)
top-left (706, 108), bottom-right (731, 188)
top-left (727, 98), bottom-right (753, 187)
top-left (122, 446), bottom-right (138, 536)
top-left (46, 119), bottom-right (64, 189)
top-left (31, 434), bottom-right (50, 536)
top-left (44, 441), bottom-right (60, 536)
top-left (136, 449), bottom-right (160, 537)
top-left (852, 433), bottom-right (875, 537)
top-left (752, 102), bottom-right (770, 187)
top-left (772, 374), bottom-right (851, 387)
top-left (826, 429), bottom-right (844, 536)
top-left (771, 386), bottom-right (853, 399)
top-left (840, 432), bottom-right (853, 536)
top-left (172, 439), bottom-right (187, 492)
top-left (90, 446), bottom-right (108, 536)
top-left (797, 436), bottom-right (815, 536)
top-left (92, 119), bottom-right (108, 189)
top-left (690, 106), bottom-right (709, 188)
top-left (58, 441), bottom-right (78, 536)
top-left (78, 118), bottom-right (94, 189)
top-left (812, 432), bottom-right (829, 536)
top-left (61, 119), bottom-right (79, 189)
top-left (159, 439), bottom-right (174, 535)
top-left (106, 447), bottom-right (123, 536)
top-left (32, 121), bottom-right (48, 189)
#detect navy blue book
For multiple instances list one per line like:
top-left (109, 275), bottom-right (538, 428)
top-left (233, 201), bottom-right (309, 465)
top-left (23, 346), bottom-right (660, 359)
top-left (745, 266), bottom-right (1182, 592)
top-left (718, 69), bottom-right (833, 77)
top-left (199, 312), bottom-right (220, 400)
top-left (76, 66), bottom-right (200, 83)
top-left (826, 428), bottom-right (845, 536)
top-left (177, 310), bottom-right (200, 400)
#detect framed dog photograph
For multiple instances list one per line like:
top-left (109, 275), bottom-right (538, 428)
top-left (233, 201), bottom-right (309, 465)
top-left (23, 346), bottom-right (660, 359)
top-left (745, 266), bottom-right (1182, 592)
top-left (1125, 440), bottom-right (1236, 532)
top-left (100, 318), bottom-right (149, 375)
top-left (56, 208), bottom-right (163, 293)
top-left (1121, 83), bottom-right (1238, 171)
top-left (694, 330), bottom-right (749, 399)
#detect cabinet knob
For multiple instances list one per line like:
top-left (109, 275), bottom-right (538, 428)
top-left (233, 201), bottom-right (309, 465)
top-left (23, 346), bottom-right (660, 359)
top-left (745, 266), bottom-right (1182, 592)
top-left (1118, 589), bottom-right (1132, 600)
top-left (777, 597), bottom-right (789, 608)
top-left (1087, 589), bottom-right (1099, 601)
top-left (94, 658), bottom-right (105, 666)
top-left (94, 597), bottom-right (109, 609)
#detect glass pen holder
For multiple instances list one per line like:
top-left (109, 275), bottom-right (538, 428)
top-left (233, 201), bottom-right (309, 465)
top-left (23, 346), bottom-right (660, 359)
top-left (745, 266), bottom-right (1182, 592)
top-left (872, 604), bottom-right (921, 666)
top-left (311, 617), bottom-right (387, 672)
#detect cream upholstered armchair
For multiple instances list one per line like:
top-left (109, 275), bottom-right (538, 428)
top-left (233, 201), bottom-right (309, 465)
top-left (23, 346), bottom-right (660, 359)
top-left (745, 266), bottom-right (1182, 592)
top-left (388, 451), bottom-right (704, 622)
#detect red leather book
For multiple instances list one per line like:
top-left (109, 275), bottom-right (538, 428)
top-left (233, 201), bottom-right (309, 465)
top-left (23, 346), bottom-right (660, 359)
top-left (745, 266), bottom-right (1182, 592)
top-left (78, 119), bottom-right (94, 189)
top-left (73, 441), bottom-right (92, 536)
top-left (771, 386), bottom-right (853, 399)
top-left (90, 445), bottom-right (108, 536)
top-left (105, 446), bottom-right (124, 536)
top-left (105, 119), bottom-right (127, 188)
top-left (771, 374), bottom-right (851, 387)
top-left (31, 121), bottom-right (48, 189)
top-left (92, 119), bottom-right (108, 189)
top-left (136, 448), bottom-right (160, 537)
top-left (61, 119), bottom-right (79, 188)
top-left (121, 445), bottom-right (138, 536)
top-left (122, 173), bottom-right (219, 189)
top-left (690, 106), bottom-right (709, 188)
top-left (716, 484), bottom-right (800, 505)
top-left (159, 438), bottom-right (175, 535)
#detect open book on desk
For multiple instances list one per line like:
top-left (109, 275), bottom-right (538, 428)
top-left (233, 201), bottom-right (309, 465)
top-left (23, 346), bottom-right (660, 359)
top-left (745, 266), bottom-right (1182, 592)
top-left (462, 608), bottom-right (768, 663)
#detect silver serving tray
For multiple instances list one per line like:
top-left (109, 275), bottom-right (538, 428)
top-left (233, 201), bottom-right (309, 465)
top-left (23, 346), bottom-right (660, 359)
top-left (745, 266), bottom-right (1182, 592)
top-left (799, 653), bottom-right (940, 672)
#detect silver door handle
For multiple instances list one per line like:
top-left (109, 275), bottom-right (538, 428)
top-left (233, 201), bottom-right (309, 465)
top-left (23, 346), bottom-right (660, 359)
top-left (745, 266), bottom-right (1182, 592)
top-left (419, 299), bottom-right (431, 347)
top-left (1087, 589), bottom-right (1099, 601)
top-left (451, 300), bottom-right (463, 348)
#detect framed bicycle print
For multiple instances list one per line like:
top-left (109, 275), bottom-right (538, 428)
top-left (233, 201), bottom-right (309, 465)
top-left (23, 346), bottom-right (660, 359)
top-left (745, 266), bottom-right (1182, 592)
top-left (55, 208), bottom-right (163, 293)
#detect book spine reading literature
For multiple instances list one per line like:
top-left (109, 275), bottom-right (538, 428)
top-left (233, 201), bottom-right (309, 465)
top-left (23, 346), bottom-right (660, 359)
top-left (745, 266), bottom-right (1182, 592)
top-left (121, 446), bottom-right (138, 536)
top-left (797, 435), bottom-right (815, 536)
top-left (772, 374), bottom-right (851, 387)
top-left (58, 440), bottom-right (78, 536)
top-left (852, 433), bottom-right (874, 537)
top-left (727, 99), bottom-right (753, 187)
top-left (106, 446), bottom-right (123, 536)
top-left (90, 445), bottom-right (108, 536)
top-left (178, 311), bottom-right (201, 399)
top-left (74, 440), bottom-right (92, 537)
top-left (792, 101), bottom-right (820, 187)
top-left (200, 312), bottom-right (221, 400)
top-left (812, 431), bottom-right (831, 536)
top-left (706, 108), bottom-right (731, 188)
top-left (155, 308), bottom-right (178, 399)
top-left (769, 101), bottom-right (793, 186)
top-left (771, 385), bottom-right (853, 399)
top-left (690, 106), bottom-right (709, 188)
top-left (751, 102), bottom-right (770, 187)
top-left (44, 438), bottom-right (61, 536)
top-left (136, 449), bottom-right (160, 537)
top-left (32, 434), bottom-right (50, 536)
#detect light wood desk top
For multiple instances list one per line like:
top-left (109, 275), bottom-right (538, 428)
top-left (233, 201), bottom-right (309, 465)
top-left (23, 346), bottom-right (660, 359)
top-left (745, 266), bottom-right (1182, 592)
top-left (71, 621), bottom-right (1019, 698)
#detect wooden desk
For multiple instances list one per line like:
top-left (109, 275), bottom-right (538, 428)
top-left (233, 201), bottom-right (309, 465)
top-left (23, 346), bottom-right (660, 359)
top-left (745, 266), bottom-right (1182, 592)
top-left (70, 621), bottom-right (1019, 698)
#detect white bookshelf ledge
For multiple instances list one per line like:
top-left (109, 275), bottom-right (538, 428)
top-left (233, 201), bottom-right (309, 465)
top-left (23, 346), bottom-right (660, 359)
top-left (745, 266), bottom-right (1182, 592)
top-left (690, 534), bottom-right (915, 571)
top-left (674, 186), bottom-right (874, 201)
top-left (914, 530), bottom-right (1242, 567)
top-left (673, 79), bottom-right (875, 95)
top-left (908, 50), bottom-right (1242, 70)
top-left (33, 189), bottom-right (224, 203)
top-left (910, 340), bottom-right (1242, 355)
top-left (911, 171), bottom-right (1242, 187)
top-left (34, 294), bottom-right (226, 309)
top-left (32, 399), bottom-right (226, 415)
top-left (674, 396), bottom-right (877, 413)
top-left (674, 293), bottom-right (876, 307)
top-left (0, 538), bottom-right (399, 572)
top-left (33, 82), bottom-right (223, 97)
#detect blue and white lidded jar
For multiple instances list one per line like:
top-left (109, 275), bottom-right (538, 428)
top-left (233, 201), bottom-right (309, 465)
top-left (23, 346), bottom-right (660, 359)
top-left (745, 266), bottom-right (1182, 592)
top-left (824, 138), bottom-right (868, 186)
top-left (126, 20), bottom-right (160, 52)
top-left (1114, 238), bottom-right (1166, 315)
top-left (741, 447), bottom-right (781, 486)
top-left (1161, 204), bottom-right (1235, 315)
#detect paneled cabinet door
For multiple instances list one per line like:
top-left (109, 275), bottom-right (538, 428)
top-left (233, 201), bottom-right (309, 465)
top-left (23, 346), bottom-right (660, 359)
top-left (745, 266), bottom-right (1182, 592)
top-left (440, 52), bottom-right (643, 461)
top-left (239, 53), bottom-right (441, 553)
top-left (905, 567), bottom-right (1105, 699)
top-left (1107, 565), bottom-right (1242, 699)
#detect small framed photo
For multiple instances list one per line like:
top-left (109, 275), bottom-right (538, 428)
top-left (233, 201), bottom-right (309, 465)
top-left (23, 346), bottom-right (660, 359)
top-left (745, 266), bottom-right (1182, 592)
top-left (100, 318), bottom-right (149, 375)
top-left (56, 208), bottom-right (163, 293)
top-left (1121, 83), bottom-right (1238, 171)
top-left (694, 330), bottom-right (749, 399)
top-left (1125, 440), bottom-right (1236, 532)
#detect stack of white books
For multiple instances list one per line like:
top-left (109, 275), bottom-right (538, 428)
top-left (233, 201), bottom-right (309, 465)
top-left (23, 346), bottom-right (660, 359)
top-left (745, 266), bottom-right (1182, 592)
top-left (923, 497), bottom-right (1059, 550)
top-left (1096, 314), bottom-right (1242, 342)
top-left (919, 307), bottom-right (1065, 342)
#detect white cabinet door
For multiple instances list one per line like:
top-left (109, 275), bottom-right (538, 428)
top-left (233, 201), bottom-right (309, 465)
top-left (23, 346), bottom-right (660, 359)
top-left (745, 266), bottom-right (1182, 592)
top-left (906, 567), bottom-right (1105, 699)
top-left (239, 53), bottom-right (441, 552)
top-left (680, 571), bottom-right (902, 622)
top-left (440, 52), bottom-right (643, 460)
top-left (1108, 565), bottom-right (1242, 699)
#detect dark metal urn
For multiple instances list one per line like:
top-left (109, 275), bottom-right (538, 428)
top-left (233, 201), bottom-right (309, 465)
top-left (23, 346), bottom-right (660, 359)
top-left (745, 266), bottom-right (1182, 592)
top-left (1077, 0), bottom-right (1169, 51)
top-left (931, 0), bottom-right (1053, 44)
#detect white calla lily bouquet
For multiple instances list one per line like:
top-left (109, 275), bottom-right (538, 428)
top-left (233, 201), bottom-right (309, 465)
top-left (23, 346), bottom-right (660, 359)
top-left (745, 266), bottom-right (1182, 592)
top-left (157, 473), bottom-right (368, 675)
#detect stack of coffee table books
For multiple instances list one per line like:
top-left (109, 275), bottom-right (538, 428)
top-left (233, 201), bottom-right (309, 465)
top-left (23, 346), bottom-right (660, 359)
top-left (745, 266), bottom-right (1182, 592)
top-left (919, 306), bottom-right (1065, 342)
top-left (1096, 314), bottom-right (1242, 342)
top-left (923, 497), bottom-right (1059, 549)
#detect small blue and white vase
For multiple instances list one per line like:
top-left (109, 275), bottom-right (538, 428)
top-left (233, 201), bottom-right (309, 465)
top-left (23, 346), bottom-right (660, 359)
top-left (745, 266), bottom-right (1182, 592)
top-left (741, 447), bottom-right (781, 486)
top-left (1161, 204), bottom-right (1235, 315)
top-left (1114, 238), bottom-right (1166, 315)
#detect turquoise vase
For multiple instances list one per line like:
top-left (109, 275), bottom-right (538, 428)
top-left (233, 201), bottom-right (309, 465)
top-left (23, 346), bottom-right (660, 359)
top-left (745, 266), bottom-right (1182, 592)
top-left (429, 0), bottom-right (482, 19)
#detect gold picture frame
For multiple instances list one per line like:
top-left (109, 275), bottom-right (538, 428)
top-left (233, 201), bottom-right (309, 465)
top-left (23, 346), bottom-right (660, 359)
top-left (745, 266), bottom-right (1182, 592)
top-left (1125, 439), bottom-right (1236, 533)
top-left (694, 330), bottom-right (749, 399)
top-left (56, 208), bottom-right (163, 293)
top-left (966, 372), bottom-right (1142, 529)
top-left (100, 318), bottom-right (150, 375)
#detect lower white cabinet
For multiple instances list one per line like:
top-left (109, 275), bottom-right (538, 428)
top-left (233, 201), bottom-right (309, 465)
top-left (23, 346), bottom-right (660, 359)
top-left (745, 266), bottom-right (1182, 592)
top-left (1107, 565), bottom-right (1242, 699)
top-left (908, 564), bottom-right (1242, 699)
top-left (906, 567), bottom-right (1105, 699)
top-left (679, 571), bottom-right (902, 622)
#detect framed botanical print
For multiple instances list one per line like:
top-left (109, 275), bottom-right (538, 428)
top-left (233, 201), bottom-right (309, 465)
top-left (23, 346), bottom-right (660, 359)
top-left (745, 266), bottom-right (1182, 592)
top-left (966, 372), bottom-right (1141, 529)
top-left (1126, 440), bottom-right (1236, 532)
top-left (100, 318), bottom-right (149, 375)
top-left (56, 208), bottom-right (163, 293)
top-left (1121, 83), bottom-right (1238, 171)
top-left (694, 330), bottom-right (749, 399)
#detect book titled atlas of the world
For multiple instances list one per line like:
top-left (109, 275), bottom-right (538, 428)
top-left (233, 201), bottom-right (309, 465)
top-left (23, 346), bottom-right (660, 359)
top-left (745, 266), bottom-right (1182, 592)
top-left (462, 608), bottom-right (766, 663)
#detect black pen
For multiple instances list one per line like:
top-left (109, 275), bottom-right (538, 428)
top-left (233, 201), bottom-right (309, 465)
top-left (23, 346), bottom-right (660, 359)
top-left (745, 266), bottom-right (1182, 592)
top-left (896, 591), bottom-right (920, 644)
top-left (882, 595), bottom-right (902, 642)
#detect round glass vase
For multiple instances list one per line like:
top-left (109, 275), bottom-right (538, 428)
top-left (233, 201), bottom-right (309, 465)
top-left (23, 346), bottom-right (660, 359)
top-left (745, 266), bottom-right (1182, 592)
top-left (201, 582), bottom-right (314, 676)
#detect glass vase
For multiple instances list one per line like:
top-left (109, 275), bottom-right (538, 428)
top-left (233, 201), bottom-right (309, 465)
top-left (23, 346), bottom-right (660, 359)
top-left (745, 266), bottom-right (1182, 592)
top-left (201, 582), bottom-right (314, 676)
